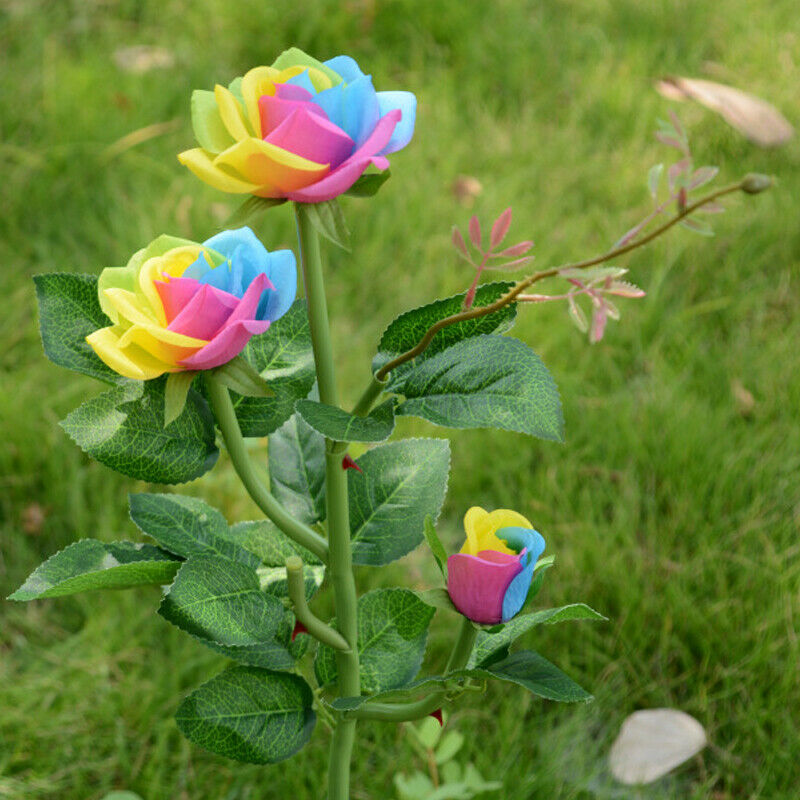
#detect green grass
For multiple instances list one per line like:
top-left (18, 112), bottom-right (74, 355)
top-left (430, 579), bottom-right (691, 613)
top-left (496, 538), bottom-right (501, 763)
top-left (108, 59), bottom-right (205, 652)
top-left (1, 0), bottom-right (799, 797)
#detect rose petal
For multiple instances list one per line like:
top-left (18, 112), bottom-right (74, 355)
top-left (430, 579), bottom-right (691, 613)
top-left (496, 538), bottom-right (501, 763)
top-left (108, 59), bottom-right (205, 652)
top-left (167, 283), bottom-right (240, 339)
top-left (447, 550), bottom-right (522, 625)
top-left (376, 91), bottom-right (416, 154)
top-left (285, 108), bottom-right (400, 202)
top-left (264, 107), bottom-right (354, 168)
top-left (155, 276), bottom-right (203, 324)
top-left (179, 318), bottom-right (269, 370)
top-left (258, 92), bottom-right (329, 138)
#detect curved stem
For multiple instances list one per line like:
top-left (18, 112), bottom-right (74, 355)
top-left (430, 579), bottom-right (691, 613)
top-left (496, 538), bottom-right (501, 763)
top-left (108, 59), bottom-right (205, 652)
top-left (351, 374), bottom-right (387, 417)
top-left (286, 556), bottom-right (351, 652)
top-left (295, 203), bottom-right (360, 800)
top-left (375, 180), bottom-right (746, 381)
top-left (205, 374), bottom-right (328, 562)
top-left (347, 617), bottom-right (478, 722)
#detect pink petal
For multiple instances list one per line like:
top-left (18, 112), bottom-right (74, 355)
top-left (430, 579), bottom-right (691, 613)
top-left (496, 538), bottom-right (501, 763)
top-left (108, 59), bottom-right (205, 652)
top-left (285, 109), bottom-right (400, 203)
top-left (258, 93), bottom-right (329, 138)
top-left (167, 283), bottom-right (240, 340)
top-left (263, 107), bottom-right (353, 167)
top-left (274, 83), bottom-right (315, 102)
top-left (223, 272), bottom-right (273, 326)
top-left (447, 550), bottom-right (522, 625)
top-left (155, 277), bottom-right (203, 324)
top-left (179, 319), bottom-right (270, 370)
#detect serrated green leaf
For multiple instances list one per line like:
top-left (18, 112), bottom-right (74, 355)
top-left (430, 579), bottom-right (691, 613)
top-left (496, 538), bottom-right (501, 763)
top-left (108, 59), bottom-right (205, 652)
top-left (8, 539), bottom-right (179, 601)
top-left (268, 409), bottom-right (326, 525)
top-left (680, 216), bottom-right (714, 236)
top-left (423, 516), bottom-right (448, 579)
top-left (129, 493), bottom-right (260, 569)
top-left (300, 198), bottom-right (350, 250)
top-left (349, 438), bottom-right (450, 566)
top-left (176, 666), bottom-right (315, 764)
top-left (468, 604), bottom-right (606, 668)
top-left (159, 554), bottom-right (289, 647)
top-left (164, 371), bottom-right (197, 426)
top-left (295, 398), bottom-right (396, 443)
top-left (389, 335), bottom-right (564, 442)
top-left (212, 354), bottom-right (275, 398)
top-left (60, 378), bottom-right (218, 483)
top-left (315, 589), bottom-right (435, 693)
top-left (226, 300), bottom-right (316, 437)
top-left (373, 282), bottom-right (517, 375)
top-left (344, 170), bottom-right (391, 198)
top-left (34, 273), bottom-right (120, 384)
top-left (225, 195), bottom-right (286, 228)
top-left (257, 564), bottom-right (325, 601)
top-left (224, 519), bottom-right (322, 566)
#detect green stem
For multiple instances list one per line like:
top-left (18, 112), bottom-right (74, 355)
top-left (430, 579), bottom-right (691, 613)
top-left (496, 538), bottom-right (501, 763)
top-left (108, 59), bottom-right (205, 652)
top-left (351, 374), bottom-right (387, 417)
top-left (295, 203), bottom-right (360, 800)
top-left (347, 617), bottom-right (478, 722)
top-left (204, 374), bottom-right (328, 562)
top-left (285, 556), bottom-right (350, 652)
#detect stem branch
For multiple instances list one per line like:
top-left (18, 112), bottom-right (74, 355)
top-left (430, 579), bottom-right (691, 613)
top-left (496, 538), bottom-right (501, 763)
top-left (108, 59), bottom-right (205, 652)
top-left (204, 374), bottom-right (328, 562)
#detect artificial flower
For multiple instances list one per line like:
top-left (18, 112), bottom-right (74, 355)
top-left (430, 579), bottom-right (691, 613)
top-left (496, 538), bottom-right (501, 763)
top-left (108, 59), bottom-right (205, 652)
top-left (86, 227), bottom-right (295, 380)
top-left (447, 507), bottom-right (546, 625)
top-left (178, 47), bottom-right (416, 203)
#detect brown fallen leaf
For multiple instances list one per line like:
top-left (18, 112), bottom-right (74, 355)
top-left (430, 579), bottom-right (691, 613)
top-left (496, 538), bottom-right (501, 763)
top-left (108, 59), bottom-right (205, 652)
top-left (451, 175), bottom-right (483, 207)
top-left (656, 76), bottom-right (793, 148)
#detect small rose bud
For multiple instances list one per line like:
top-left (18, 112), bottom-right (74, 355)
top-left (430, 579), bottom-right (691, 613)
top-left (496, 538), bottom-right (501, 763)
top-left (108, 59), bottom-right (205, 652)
top-left (741, 173), bottom-right (772, 194)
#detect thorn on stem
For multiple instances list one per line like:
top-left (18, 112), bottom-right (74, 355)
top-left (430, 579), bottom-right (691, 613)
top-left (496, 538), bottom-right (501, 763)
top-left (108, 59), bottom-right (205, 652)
top-left (429, 708), bottom-right (443, 727)
top-left (291, 621), bottom-right (308, 642)
top-left (342, 454), bottom-right (362, 473)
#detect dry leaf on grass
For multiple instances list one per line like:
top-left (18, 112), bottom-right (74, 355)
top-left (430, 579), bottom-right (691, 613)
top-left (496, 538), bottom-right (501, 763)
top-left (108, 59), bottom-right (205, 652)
top-left (656, 76), bottom-right (793, 147)
top-left (609, 708), bottom-right (707, 785)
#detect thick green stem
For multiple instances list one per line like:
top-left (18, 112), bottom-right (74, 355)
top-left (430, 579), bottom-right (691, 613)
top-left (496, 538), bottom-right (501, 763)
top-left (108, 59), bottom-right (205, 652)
top-left (347, 617), bottom-right (478, 722)
top-left (295, 203), bottom-right (360, 800)
top-left (351, 374), bottom-right (387, 417)
top-left (286, 556), bottom-right (350, 652)
top-left (205, 374), bottom-right (328, 562)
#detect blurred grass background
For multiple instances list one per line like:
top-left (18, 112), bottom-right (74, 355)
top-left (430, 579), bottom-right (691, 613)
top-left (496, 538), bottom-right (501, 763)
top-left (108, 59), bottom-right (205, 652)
top-left (1, 1), bottom-right (798, 798)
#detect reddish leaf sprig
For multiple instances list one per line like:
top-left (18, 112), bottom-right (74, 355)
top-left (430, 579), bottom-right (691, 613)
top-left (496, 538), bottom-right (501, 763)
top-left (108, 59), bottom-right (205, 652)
top-left (452, 207), bottom-right (534, 310)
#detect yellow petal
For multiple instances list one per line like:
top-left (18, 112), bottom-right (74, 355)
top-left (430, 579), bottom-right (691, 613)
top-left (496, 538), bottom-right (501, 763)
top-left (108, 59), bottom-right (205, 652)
top-left (102, 288), bottom-right (161, 328)
top-left (178, 148), bottom-right (263, 194)
top-left (138, 248), bottom-right (206, 325)
top-left (241, 66), bottom-right (281, 136)
top-left (86, 327), bottom-right (172, 381)
top-left (117, 324), bottom-right (204, 366)
top-left (214, 84), bottom-right (252, 140)
top-left (461, 507), bottom-right (531, 555)
top-left (214, 137), bottom-right (329, 193)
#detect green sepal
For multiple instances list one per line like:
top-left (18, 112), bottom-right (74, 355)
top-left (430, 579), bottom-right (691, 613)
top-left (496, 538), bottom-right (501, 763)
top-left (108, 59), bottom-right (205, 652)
top-left (349, 438), bottom-right (450, 566)
top-left (388, 334), bottom-right (565, 442)
top-left (423, 515), bottom-right (448, 579)
top-left (34, 273), bottom-right (120, 384)
top-left (373, 282), bottom-right (517, 375)
top-left (175, 666), bottom-right (316, 764)
top-left (468, 603), bottom-right (606, 669)
top-left (212, 354), bottom-right (275, 398)
top-left (315, 589), bottom-right (435, 693)
top-left (344, 170), bottom-right (391, 198)
top-left (60, 377), bottom-right (218, 484)
top-left (295, 397), bottom-right (396, 443)
top-left (415, 587), bottom-right (458, 613)
top-left (527, 554), bottom-right (555, 601)
top-left (225, 195), bottom-right (287, 228)
top-left (299, 199), bottom-right (350, 250)
top-left (164, 371), bottom-right (197, 426)
top-left (8, 539), bottom-right (180, 601)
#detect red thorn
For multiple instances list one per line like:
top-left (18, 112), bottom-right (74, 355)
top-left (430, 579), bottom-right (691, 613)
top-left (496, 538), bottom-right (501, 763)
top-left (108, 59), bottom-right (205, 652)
top-left (291, 621), bottom-right (308, 642)
top-left (342, 454), bottom-right (362, 473)
top-left (429, 708), bottom-right (443, 727)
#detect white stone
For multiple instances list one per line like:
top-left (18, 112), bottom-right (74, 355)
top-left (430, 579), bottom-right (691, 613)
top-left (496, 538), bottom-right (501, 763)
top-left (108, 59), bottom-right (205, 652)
top-left (609, 708), bottom-right (707, 785)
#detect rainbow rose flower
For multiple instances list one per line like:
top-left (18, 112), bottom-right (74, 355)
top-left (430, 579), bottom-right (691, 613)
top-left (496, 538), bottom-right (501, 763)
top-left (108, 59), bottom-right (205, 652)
top-left (86, 227), bottom-right (296, 380)
top-left (447, 507), bottom-right (546, 625)
top-left (178, 47), bottom-right (416, 203)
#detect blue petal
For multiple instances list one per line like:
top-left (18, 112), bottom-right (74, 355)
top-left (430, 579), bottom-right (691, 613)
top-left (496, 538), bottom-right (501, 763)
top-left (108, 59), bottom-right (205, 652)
top-left (376, 91), bottom-right (417, 154)
top-left (496, 527), bottom-right (546, 622)
top-left (259, 250), bottom-right (297, 321)
top-left (285, 69), bottom-right (317, 96)
top-left (324, 55), bottom-right (366, 84)
top-left (182, 252), bottom-right (213, 280)
top-left (312, 75), bottom-right (379, 148)
top-left (202, 227), bottom-right (267, 263)
top-left (194, 262), bottom-right (232, 292)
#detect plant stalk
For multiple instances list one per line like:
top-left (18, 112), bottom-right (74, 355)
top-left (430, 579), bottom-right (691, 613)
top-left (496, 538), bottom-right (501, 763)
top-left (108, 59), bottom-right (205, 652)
top-left (204, 374), bottom-right (328, 562)
top-left (294, 203), bottom-right (361, 800)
